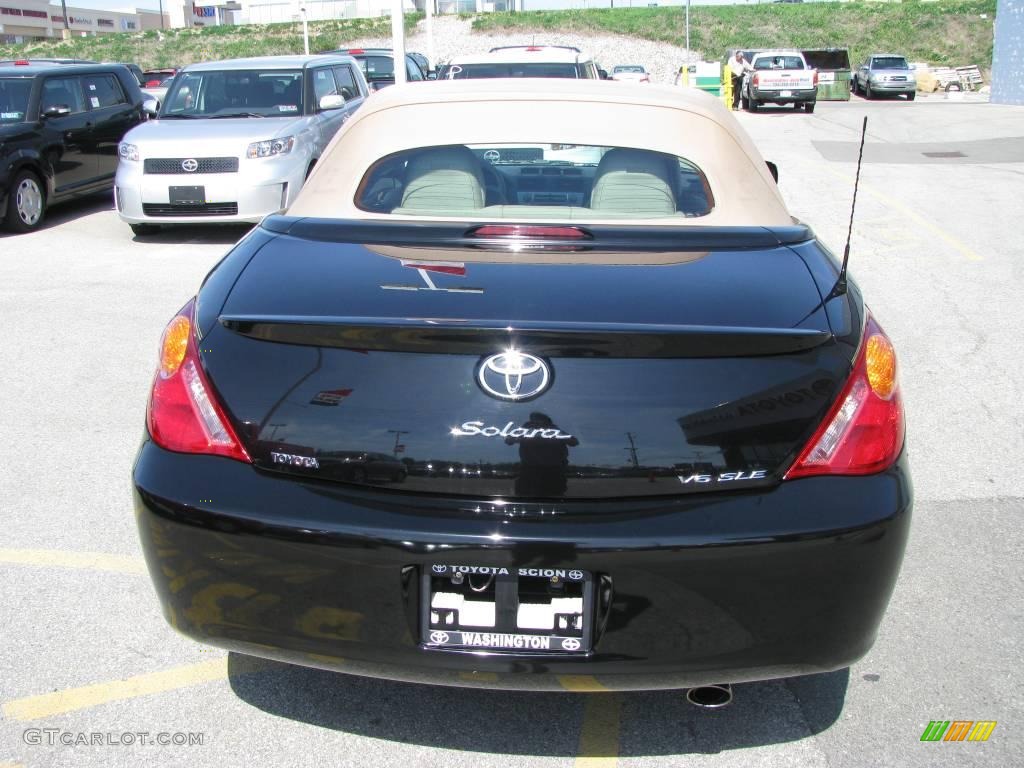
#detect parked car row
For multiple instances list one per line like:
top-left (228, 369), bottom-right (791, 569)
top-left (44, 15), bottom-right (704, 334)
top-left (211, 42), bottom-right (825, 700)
top-left (0, 46), bottom-right (660, 234)
top-left (0, 54), bottom-right (369, 233)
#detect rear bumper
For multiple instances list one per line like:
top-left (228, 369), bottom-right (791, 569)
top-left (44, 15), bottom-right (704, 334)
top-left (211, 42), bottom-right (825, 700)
top-left (751, 88), bottom-right (817, 104)
top-left (133, 440), bottom-right (912, 691)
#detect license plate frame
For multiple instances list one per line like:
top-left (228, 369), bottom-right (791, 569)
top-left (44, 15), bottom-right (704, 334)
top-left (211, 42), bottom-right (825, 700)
top-left (169, 185), bottom-right (205, 205)
top-left (420, 565), bottom-right (594, 654)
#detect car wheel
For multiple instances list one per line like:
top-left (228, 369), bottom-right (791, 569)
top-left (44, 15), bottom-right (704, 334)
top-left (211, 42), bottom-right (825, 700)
top-left (865, 83), bottom-right (873, 100)
top-left (130, 223), bottom-right (161, 236)
top-left (5, 170), bottom-right (46, 233)
top-left (747, 98), bottom-right (759, 113)
top-left (907, 91), bottom-right (916, 101)
top-left (804, 102), bottom-right (816, 114)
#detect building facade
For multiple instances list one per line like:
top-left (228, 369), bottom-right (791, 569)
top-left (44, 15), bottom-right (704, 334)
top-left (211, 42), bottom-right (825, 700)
top-left (991, 0), bottom-right (1023, 105)
top-left (0, 1), bottom-right (169, 42)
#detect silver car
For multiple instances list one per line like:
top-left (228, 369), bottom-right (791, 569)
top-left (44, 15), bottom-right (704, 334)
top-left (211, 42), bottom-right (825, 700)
top-left (853, 54), bottom-right (916, 100)
top-left (115, 55), bottom-right (368, 234)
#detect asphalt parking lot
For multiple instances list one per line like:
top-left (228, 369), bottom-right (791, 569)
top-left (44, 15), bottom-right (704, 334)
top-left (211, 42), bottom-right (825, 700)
top-left (2, 96), bottom-right (1022, 767)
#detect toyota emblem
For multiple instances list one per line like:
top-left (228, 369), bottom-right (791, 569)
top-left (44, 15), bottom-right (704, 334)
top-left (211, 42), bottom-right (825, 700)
top-left (478, 351), bottom-right (551, 401)
top-left (431, 564), bottom-right (447, 574)
top-left (561, 638), bottom-right (581, 651)
top-left (181, 158), bottom-right (199, 172)
top-left (429, 631), bottom-right (450, 644)
top-left (483, 149), bottom-right (501, 164)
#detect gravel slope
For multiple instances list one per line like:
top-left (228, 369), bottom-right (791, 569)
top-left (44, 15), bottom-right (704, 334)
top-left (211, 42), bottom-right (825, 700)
top-left (338, 16), bottom-right (702, 85)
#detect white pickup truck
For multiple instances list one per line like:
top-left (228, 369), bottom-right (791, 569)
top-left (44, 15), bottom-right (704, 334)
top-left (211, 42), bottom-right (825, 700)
top-left (742, 50), bottom-right (818, 113)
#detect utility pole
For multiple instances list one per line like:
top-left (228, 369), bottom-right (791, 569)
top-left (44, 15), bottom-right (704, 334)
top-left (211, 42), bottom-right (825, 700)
top-left (158, 0), bottom-right (164, 30)
top-left (60, 0), bottom-right (70, 39)
top-left (389, 430), bottom-right (409, 458)
top-left (625, 432), bottom-right (640, 469)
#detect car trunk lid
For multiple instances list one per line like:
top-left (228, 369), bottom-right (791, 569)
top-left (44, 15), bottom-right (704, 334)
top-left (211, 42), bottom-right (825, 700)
top-left (200, 220), bottom-right (851, 499)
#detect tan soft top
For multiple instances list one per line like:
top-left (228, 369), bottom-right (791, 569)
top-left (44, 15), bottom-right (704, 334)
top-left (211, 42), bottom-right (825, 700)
top-left (290, 80), bottom-right (792, 227)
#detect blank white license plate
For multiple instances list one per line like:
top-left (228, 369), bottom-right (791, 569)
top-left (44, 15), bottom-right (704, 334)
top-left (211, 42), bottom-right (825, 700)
top-left (780, 90), bottom-right (792, 97)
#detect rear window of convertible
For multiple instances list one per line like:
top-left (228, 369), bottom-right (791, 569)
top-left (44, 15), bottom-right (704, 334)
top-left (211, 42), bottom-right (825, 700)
top-left (355, 144), bottom-right (715, 220)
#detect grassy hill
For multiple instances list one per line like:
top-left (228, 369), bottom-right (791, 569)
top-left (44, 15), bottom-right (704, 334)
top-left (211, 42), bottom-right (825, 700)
top-left (0, 15), bottom-right (422, 69)
top-left (0, 2), bottom-right (997, 72)
top-left (472, 2), bottom-right (997, 72)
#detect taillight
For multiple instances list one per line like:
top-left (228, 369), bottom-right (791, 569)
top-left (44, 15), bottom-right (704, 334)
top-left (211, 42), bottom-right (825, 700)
top-left (813, 71), bottom-right (819, 87)
top-left (147, 299), bottom-right (250, 462)
top-left (752, 73), bottom-right (760, 88)
top-left (785, 313), bottom-right (904, 479)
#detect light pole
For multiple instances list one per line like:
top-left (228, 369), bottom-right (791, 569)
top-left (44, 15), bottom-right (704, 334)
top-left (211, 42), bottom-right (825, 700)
top-left (426, 0), bottom-right (434, 71)
top-left (685, 0), bottom-right (691, 69)
top-left (391, 0), bottom-right (407, 85)
top-left (300, 4), bottom-right (309, 55)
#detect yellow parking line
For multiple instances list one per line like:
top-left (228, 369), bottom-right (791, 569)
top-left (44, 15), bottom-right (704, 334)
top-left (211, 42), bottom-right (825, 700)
top-left (574, 695), bottom-right (621, 767)
top-left (3, 658), bottom-right (231, 721)
top-left (556, 676), bottom-right (621, 767)
top-left (558, 675), bottom-right (609, 693)
top-left (818, 165), bottom-right (984, 262)
top-left (0, 548), bottom-right (146, 575)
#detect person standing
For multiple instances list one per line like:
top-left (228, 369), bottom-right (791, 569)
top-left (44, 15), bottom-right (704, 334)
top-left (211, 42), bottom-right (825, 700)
top-left (730, 51), bottom-right (753, 109)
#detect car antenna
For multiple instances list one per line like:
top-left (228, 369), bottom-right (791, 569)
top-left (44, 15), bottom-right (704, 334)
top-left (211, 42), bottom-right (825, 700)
top-left (829, 115), bottom-right (868, 299)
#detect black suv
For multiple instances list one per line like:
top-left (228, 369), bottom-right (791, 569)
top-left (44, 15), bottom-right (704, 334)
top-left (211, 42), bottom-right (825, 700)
top-left (0, 62), bottom-right (148, 232)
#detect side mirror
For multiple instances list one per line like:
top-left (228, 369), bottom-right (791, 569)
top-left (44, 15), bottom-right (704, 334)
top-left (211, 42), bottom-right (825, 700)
top-left (598, 69), bottom-right (609, 80)
top-left (318, 94), bottom-right (345, 111)
top-left (142, 96), bottom-right (159, 117)
top-left (42, 104), bottom-right (71, 119)
top-left (766, 160), bottom-right (779, 183)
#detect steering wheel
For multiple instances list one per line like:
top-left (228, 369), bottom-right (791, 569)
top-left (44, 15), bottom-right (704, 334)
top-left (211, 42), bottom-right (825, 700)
top-left (481, 163), bottom-right (509, 206)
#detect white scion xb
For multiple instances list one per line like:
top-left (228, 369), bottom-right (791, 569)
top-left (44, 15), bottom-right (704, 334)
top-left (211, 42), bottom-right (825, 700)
top-left (115, 55), bottom-right (368, 235)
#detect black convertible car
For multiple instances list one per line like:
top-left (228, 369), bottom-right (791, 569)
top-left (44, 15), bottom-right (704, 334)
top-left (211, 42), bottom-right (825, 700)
top-left (133, 81), bottom-right (910, 695)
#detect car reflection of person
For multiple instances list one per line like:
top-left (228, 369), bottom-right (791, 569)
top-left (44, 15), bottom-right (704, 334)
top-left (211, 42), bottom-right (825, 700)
top-left (729, 51), bottom-right (754, 109)
top-left (505, 412), bottom-right (579, 497)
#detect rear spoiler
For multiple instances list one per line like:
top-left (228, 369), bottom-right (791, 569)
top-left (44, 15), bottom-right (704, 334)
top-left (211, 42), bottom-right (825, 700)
top-left (260, 216), bottom-right (814, 251)
top-left (220, 315), bottom-right (831, 358)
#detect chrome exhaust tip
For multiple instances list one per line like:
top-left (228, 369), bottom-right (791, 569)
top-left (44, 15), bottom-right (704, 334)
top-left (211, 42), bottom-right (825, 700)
top-left (685, 683), bottom-right (733, 709)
